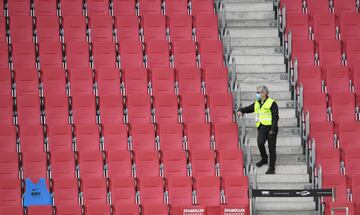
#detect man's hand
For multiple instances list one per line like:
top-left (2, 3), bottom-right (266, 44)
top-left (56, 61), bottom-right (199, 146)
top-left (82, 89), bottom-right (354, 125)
top-left (236, 111), bottom-right (242, 118)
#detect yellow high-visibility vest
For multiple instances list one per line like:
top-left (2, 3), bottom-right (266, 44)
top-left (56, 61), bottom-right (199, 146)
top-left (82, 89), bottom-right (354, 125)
top-left (254, 98), bottom-right (274, 127)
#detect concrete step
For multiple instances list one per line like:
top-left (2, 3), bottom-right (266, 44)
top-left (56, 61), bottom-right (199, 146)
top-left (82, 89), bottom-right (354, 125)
top-left (251, 154), bottom-right (306, 166)
top-left (258, 182), bottom-right (312, 189)
top-left (248, 135), bottom-right (301, 147)
top-left (255, 201), bottom-right (316, 211)
top-left (240, 99), bottom-right (294, 109)
top-left (235, 64), bottom-right (286, 74)
top-left (231, 37), bottom-right (280, 47)
top-left (225, 11), bottom-right (275, 21)
top-left (256, 165), bottom-right (307, 175)
top-left (224, 2), bottom-right (273, 11)
top-left (226, 19), bottom-right (277, 28)
top-left (257, 174), bottom-right (309, 183)
top-left (250, 144), bottom-right (302, 155)
top-left (232, 46), bottom-right (283, 55)
top-left (240, 91), bottom-right (291, 100)
top-left (227, 27), bottom-right (278, 38)
top-left (222, 0), bottom-right (272, 3)
top-left (238, 81), bottom-right (289, 92)
top-left (256, 211), bottom-right (317, 215)
top-left (233, 55), bottom-right (284, 64)
top-left (246, 127), bottom-right (300, 137)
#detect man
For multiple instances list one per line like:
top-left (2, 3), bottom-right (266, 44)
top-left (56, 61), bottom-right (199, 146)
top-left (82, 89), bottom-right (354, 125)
top-left (237, 85), bottom-right (279, 174)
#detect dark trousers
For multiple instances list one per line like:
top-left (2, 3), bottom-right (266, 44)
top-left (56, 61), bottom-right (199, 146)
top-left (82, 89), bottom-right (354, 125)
top-left (257, 125), bottom-right (277, 169)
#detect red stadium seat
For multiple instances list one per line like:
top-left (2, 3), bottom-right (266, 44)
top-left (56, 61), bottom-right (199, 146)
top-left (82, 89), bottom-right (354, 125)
top-left (329, 92), bottom-right (356, 122)
top-left (279, 0), bottom-right (304, 15)
top-left (195, 176), bottom-right (220, 206)
top-left (157, 123), bottom-right (184, 151)
top-left (168, 15), bottom-right (193, 42)
top-left (339, 14), bottom-right (360, 41)
top-left (46, 125), bottom-right (73, 152)
top-left (115, 15), bottom-right (140, 41)
top-left (172, 41), bottom-right (197, 67)
top-left (35, 16), bottom-right (61, 43)
top-left (113, 205), bottom-right (140, 215)
top-left (126, 94), bottom-right (152, 123)
top-left (166, 176), bottom-right (193, 206)
top-left (119, 41), bottom-right (144, 68)
top-left (0, 17), bottom-right (7, 43)
top-left (185, 123), bottom-right (211, 151)
top-left (290, 39), bottom-right (315, 66)
top-left (41, 67), bottom-right (67, 96)
top-left (325, 66), bottom-right (351, 93)
top-left (81, 178), bottom-right (108, 205)
top-left (62, 16), bottom-right (87, 42)
top-left (16, 95), bottom-right (42, 125)
top-left (78, 152), bottom-right (105, 179)
top-left (176, 67), bottom-right (202, 95)
top-left (109, 177), bottom-right (137, 205)
top-left (138, 0), bottom-right (162, 15)
top-left (142, 204), bottom-right (169, 215)
top-left (84, 205), bottom-right (111, 215)
top-left (190, 150), bottom-right (216, 177)
top-left (191, 0), bottom-right (214, 16)
top-left (68, 67), bottom-right (94, 96)
top-left (130, 123), bottom-right (156, 151)
top-left (0, 96), bottom-right (14, 125)
top-left (92, 42), bottom-right (118, 69)
top-left (142, 15), bottom-right (167, 42)
top-left (134, 151), bottom-right (161, 178)
top-left (11, 42), bottom-right (36, 69)
top-left (297, 65), bottom-right (323, 92)
top-left (162, 150), bottom-right (188, 177)
top-left (19, 125), bottom-right (45, 153)
top-left (145, 40), bottom-right (170, 68)
top-left (180, 93), bottom-right (206, 123)
top-left (39, 97), bottom-right (62, 129)
top-left (312, 13), bottom-right (336, 41)
top-left (22, 152), bottom-right (48, 180)
top-left (27, 206), bottom-right (53, 215)
top-left (0, 69), bottom-right (11, 96)
top-left (345, 40), bottom-right (360, 68)
top-left (33, 0), bottom-right (58, 16)
top-left (308, 121), bottom-right (335, 149)
top-left (333, 0), bottom-right (357, 16)
top-left (88, 16), bottom-right (114, 42)
top-left (344, 148), bottom-right (360, 179)
top-left (213, 123), bottom-right (239, 151)
top-left (7, 0), bottom-right (31, 16)
top-left (106, 151), bottom-right (133, 178)
top-left (0, 125), bottom-right (17, 152)
top-left (218, 150), bottom-right (244, 177)
top-left (322, 174), bottom-right (347, 203)
top-left (50, 151), bottom-right (76, 179)
top-left (338, 121), bottom-right (360, 150)
top-left (65, 42), bottom-right (90, 68)
top-left (95, 67), bottom-right (121, 96)
top-left (14, 68), bottom-right (39, 96)
top-left (150, 67), bottom-right (176, 95)
top-left (52, 178), bottom-right (79, 206)
top-left (71, 95), bottom-right (97, 124)
top-left (0, 1), bottom-right (3, 16)
top-left (60, 0), bottom-right (84, 16)
top-left (99, 95), bottom-right (124, 124)
top-left (307, 0), bottom-right (331, 16)
top-left (113, 0), bottom-right (136, 16)
top-left (102, 124), bottom-right (128, 152)
top-left (0, 179), bottom-right (22, 207)
top-left (86, 0), bottom-right (110, 16)
top-left (74, 124), bottom-right (101, 152)
top-left (198, 40), bottom-right (224, 68)
top-left (0, 206), bottom-right (24, 215)
top-left (314, 148), bottom-right (341, 175)
top-left (9, 16), bottom-right (34, 43)
top-left (222, 176), bottom-right (249, 206)
top-left (38, 41), bottom-right (63, 70)
top-left (302, 92), bottom-right (328, 122)
top-left (56, 206), bottom-right (83, 215)
top-left (194, 15), bottom-right (219, 42)
top-left (153, 94), bottom-right (179, 123)
top-left (138, 177), bottom-right (165, 205)
top-left (318, 40), bottom-right (342, 68)
top-left (165, 0), bottom-right (189, 16)
top-left (208, 93), bottom-right (234, 124)
top-left (0, 152), bottom-right (19, 179)
top-left (284, 14), bottom-right (310, 40)
top-left (0, 43), bottom-right (9, 69)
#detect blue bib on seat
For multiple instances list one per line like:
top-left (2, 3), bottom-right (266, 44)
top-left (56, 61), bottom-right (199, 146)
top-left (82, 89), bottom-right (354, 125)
top-left (23, 178), bottom-right (52, 207)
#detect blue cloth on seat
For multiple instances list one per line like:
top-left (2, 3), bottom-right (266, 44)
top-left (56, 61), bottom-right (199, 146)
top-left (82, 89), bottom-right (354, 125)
top-left (23, 178), bottom-right (52, 207)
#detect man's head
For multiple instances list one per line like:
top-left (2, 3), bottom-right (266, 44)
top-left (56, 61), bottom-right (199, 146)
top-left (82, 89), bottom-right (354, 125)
top-left (256, 85), bottom-right (269, 101)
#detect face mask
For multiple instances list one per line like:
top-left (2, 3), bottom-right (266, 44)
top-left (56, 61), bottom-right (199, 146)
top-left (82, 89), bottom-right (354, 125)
top-left (256, 93), bottom-right (261, 100)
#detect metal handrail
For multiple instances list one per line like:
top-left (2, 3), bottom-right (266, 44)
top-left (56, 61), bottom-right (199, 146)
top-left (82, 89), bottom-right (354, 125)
top-left (224, 30), bottom-right (232, 67)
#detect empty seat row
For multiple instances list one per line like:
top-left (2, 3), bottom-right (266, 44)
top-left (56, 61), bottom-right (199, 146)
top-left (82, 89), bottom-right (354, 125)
top-left (0, 122), bottom-right (239, 153)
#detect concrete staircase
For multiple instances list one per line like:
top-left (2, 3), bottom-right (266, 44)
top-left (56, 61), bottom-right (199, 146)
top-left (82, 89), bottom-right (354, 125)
top-left (222, 0), bottom-right (317, 214)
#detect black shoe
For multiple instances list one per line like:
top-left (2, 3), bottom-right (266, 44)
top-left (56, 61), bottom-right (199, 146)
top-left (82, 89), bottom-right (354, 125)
top-left (256, 159), bottom-right (268, 167)
top-left (266, 168), bottom-right (275, 174)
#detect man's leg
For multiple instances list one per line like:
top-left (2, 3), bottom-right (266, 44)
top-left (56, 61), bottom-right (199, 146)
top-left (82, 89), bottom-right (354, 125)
top-left (257, 126), bottom-right (268, 163)
top-left (267, 132), bottom-right (277, 170)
